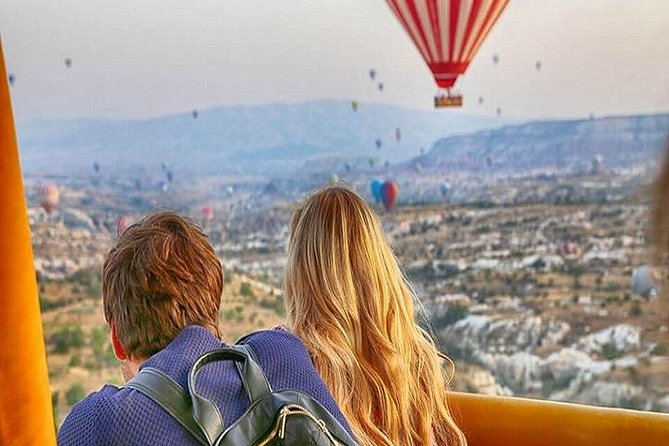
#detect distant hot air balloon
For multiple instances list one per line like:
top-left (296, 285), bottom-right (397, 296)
top-left (159, 181), bottom-right (169, 193)
top-left (369, 69), bottom-right (377, 80)
top-left (201, 207), bottom-right (214, 227)
top-left (161, 161), bottom-right (169, 172)
top-left (370, 179), bottom-right (383, 203)
top-left (440, 182), bottom-right (451, 197)
top-left (496, 107), bottom-right (502, 116)
top-left (414, 162), bottom-right (423, 173)
top-left (8, 73), bottom-right (14, 86)
top-left (591, 155), bottom-right (604, 175)
top-left (166, 170), bottom-right (174, 183)
top-left (386, 1), bottom-right (509, 107)
top-left (351, 101), bottom-right (359, 112)
top-left (380, 180), bottom-right (399, 212)
top-left (64, 58), bottom-right (72, 69)
top-left (478, 96), bottom-right (484, 105)
top-left (535, 60), bottom-right (543, 71)
top-left (344, 162), bottom-right (352, 173)
top-left (378, 82), bottom-right (384, 92)
top-left (384, 160), bottom-right (391, 168)
top-left (631, 265), bottom-right (660, 297)
top-left (486, 155), bottom-right (493, 168)
top-left (39, 184), bottom-right (59, 215)
top-left (115, 215), bottom-right (130, 236)
top-left (93, 161), bottom-right (100, 173)
top-left (395, 128), bottom-right (401, 142)
top-left (375, 138), bottom-right (383, 149)
top-left (369, 158), bottom-right (377, 167)
top-left (192, 109), bottom-right (199, 119)
top-left (493, 54), bottom-right (500, 65)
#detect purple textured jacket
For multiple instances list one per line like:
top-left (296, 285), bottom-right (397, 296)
top-left (58, 326), bottom-right (352, 445)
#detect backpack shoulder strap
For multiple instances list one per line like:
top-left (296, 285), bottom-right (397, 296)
top-left (125, 367), bottom-right (209, 446)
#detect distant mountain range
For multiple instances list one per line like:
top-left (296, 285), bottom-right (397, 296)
top-left (17, 100), bottom-right (503, 176)
top-left (400, 113), bottom-right (669, 175)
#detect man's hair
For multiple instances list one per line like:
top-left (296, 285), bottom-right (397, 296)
top-left (103, 210), bottom-right (223, 358)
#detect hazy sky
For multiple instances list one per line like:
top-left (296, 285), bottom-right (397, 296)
top-left (1, 0), bottom-right (667, 121)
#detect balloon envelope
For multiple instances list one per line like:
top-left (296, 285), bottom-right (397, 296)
top-left (370, 179), bottom-right (383, 203)
top-left (632, 266), bottom-right (660, 297)
top-left (115, 215), bottom-right (130, 235)
top-left (380, 180), bottom-right (399, 211)
top-left (351, 101), bottom-right (359, 112)
top-left (201, 206), bottom-right (214, 223)
top-left (39, 184), bottom-right (59, 214)
top-left (386, 1), bottom-right (510, 89)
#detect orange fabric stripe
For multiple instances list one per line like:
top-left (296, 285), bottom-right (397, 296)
top-left (0, 40), bottom-right (56, 445)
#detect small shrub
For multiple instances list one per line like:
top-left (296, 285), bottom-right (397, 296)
top-left (68, 354), bottom-right (81, 367)
top-left (65, 384), bottom-right (86, 406)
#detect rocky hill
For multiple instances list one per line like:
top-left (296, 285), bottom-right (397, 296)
top-left (401, 113), bottom-right (669, 175)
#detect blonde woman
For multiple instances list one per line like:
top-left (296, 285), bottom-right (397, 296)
top-left (284, 185), bottom-right (467, 446)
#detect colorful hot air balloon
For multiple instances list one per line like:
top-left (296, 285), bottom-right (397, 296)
top-left (370, 179), bottom-right (383, 203)
top-left (201, 206), bottom-right (214, 227)
top-left (369, 69), bottom-right (377, 80)
top-left (380, 180), bottom-right (399, 212)
top-left (351, 100), bottom-right (359, 112)
top-left (395, 128), bottom-right (402, 142)
top-left (115, 215), bottom-right (130, 236)
top-left (38, 184), bottom-right (59, 215)
top-left (386, 0), bottom-right (510, 107)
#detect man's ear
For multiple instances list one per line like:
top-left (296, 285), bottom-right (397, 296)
top-left (110, 323), bottom-right (128, 361)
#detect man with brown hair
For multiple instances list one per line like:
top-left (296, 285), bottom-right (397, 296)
top-left (58, 210), bottom-right (351, 445)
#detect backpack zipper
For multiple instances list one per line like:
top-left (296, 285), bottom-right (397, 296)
top-left (257, 404), bottom-right (343, 446)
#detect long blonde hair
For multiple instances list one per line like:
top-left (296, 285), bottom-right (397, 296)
top-left (284, 186), bottom-right (466, 446)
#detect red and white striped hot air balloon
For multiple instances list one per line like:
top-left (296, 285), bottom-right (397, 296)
top-left (386, 0), bottom-right (510, 107)
top-left (38, 184), bottom-right (59, 215)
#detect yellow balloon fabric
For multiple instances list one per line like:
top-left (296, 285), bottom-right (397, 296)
top-left (0, 40), bottom-right (56, 445)
top-left (450, 392), bottom-right (669, 446)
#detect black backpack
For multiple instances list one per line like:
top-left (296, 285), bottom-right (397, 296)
top-left (125, 344), bottom-right (358, 446)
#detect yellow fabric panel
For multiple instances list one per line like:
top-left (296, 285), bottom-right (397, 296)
top-left (0, 41), bottom-right (56, 445)
top-left (450, 392), bottom-right (669, 446)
